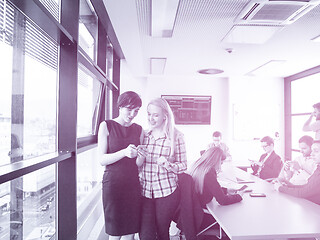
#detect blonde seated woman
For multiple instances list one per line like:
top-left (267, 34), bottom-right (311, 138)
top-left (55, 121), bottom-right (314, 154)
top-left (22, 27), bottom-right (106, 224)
top-left (190, 147), bottom-right (243, 207)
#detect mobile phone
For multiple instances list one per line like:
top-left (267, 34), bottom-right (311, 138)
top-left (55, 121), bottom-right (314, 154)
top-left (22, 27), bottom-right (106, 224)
top-left (237, 185), bottom-right (248, 191)
top-left (250, 193), bottom-right (266, 197)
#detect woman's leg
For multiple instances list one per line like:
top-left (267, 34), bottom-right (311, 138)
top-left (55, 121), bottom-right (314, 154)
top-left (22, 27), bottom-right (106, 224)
top-left (155, 189), bottom-right (180, 240)
top-left (120, 234), bottom-right (135, 240)
top-left (139, 197), bottom-right (157, 240)
top-left (108, 236), bottom-right (121, 240)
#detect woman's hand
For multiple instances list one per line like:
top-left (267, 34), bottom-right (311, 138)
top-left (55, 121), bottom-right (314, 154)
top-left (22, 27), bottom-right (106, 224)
top-left (157, 156), bottom-right (171, 170)
top-left (137, 145), bottom-right (148, 158)
top-left (124, 144), bottom-right (138, 158)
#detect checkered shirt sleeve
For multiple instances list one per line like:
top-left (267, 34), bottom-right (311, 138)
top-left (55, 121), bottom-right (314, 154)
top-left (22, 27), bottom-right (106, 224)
top-left (139, 131), bottom-right (187, 199)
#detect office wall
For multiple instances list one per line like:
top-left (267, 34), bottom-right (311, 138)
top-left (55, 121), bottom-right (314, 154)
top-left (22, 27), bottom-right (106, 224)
top-left (121, 61), bottom-right (285, 169)
top-left (228, 76), bottom-right (285, 166)
top-left (120, 60), bottom-right (230, 167)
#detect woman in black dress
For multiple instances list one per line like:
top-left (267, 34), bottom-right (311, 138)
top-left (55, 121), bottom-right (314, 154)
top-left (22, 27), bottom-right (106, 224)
top-left (98, 91), bottom-right (144, 240)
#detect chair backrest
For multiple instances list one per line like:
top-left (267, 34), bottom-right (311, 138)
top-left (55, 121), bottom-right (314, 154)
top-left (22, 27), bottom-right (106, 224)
top-left (176, 173), bottom-right (204, 240)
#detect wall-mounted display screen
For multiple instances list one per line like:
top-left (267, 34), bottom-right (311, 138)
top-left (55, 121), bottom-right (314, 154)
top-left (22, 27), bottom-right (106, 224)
top-left (161, 95), bottom-right (211, 125)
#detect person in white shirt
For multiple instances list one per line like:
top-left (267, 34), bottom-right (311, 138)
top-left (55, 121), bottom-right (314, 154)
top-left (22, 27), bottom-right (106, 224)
top-left (278, 135), bottom-right (315, 185)
top-left (303, 102), bottom-right (320, 140)
top-left (206, 131), bottom-right (232, 162)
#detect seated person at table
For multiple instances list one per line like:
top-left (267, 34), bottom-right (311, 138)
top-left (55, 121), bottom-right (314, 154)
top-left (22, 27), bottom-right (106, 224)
top-left (278, 135), bottom-right (316, 185)
top-left (204, 131), bottom-right (232, 163)
top-left (274, 141), bottom-right (320, 205)
top-left (189, 147), bottom-right (243, 208)
top-left (250, 136), bottom-right (282, 180)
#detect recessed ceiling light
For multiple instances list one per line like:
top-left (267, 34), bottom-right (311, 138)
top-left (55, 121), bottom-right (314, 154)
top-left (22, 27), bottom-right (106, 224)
top-left (198, 68), bottom-right (224, 75)
top-left (150, 58), bottom-right (167, 74)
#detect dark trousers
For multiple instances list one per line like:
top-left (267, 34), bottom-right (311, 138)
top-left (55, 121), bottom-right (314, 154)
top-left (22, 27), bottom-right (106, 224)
top-left (139, 189), bottom-right (180, 240)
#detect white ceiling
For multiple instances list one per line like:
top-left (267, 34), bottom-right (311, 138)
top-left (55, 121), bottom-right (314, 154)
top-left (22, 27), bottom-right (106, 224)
top-left (104, 0), bottom-right (320, 78)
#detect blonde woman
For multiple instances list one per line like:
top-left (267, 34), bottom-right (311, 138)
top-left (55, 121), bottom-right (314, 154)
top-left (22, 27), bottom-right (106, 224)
top-left (137, 97), bottom-right (187, 240)
top-left (189, 147), bottom-right (243, 207)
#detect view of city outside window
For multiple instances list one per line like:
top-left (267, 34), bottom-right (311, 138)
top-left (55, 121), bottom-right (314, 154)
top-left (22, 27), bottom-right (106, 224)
top-left (0, 165), bottom-right (56, 240)
top-left (77, 65), bottom-right (102, 137)
top-left (291, 74), bottom-right (320, 158)
top-left (79, 0), bottom-right (97, 62)
top-left (0, 1), bottom-right (58, 239)
top-left (0, 1), bottom-right (58, 167)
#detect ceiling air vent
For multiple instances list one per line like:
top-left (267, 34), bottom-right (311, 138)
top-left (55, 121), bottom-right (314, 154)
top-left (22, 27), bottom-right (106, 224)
top-left (235, 0), bottom-right (320, 25)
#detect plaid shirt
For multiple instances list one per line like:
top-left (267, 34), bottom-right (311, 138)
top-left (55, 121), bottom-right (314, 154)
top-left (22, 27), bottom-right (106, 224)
top-left (139, 130), bottom-right (187, 199)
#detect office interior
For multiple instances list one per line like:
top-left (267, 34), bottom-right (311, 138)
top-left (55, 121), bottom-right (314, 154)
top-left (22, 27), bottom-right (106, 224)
top-left (0, 0), bottom-right (320, 239)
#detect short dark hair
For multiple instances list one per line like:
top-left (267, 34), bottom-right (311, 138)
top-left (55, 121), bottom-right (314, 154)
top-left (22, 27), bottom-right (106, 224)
top-left (299, 135), bottom-right (314, 147)
top-left (313, 102), bottom-right (320, 111)
top-left (117, 91), bottom-right (142, 109)
top-left (212, 131), bottom-right (222, 137)
top-left (260, 136), bottom-right (274, 146)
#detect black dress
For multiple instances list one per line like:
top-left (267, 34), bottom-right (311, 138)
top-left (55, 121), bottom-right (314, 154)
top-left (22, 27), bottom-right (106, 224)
top-left (102, 120), bottom-right (142, 236)
top-left (199, 168), bottom-right (242, 207)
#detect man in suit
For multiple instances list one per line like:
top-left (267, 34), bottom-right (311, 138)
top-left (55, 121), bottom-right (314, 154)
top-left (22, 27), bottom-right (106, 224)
top-left (251, 136), bottom-right (282, 180)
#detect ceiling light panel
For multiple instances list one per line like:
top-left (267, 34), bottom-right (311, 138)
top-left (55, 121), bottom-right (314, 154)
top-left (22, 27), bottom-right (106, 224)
top-left (150, 58), bottom-right (167, 74)
top-left (311, 34), bottom-right (320, 42)
top-left (247, 60), bottom-right (286, 76)
top-left (151, 0), bottom-right (180, 37)
top-left (222, 25), bottom-right (283, 44)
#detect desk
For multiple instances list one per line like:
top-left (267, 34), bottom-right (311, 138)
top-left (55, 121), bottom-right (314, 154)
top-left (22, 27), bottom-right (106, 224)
top-left (206, 167), bottom-right (320, 240)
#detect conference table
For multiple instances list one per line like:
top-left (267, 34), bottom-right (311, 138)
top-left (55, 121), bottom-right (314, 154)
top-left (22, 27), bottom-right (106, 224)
top-left (206, 166), bottom-right (320, 240)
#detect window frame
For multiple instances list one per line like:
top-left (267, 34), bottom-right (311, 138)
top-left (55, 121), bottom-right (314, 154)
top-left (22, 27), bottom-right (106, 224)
top-left (0, 0), bottom-right (121, 239)
top-left (284, 65), bottom-right (320, 161)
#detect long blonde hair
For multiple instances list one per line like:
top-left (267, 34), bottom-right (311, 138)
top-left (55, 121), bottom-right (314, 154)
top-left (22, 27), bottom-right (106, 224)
top-left (189, 147), bottom-right (223, 194)
top-left (148, 98), bottom-right (177, 157)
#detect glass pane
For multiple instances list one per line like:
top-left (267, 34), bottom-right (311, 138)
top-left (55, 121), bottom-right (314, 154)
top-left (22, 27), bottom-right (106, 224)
top-left (0, 4), bottom-right (58, 167)
top-left (291, 74), bottom-right (320, 114)
top-left (24, 55), bottom-right (57, 158)
top-left (77, 65), bottom-right (102, 137)
top-left (0, 165), bottom-right (56, 240)
top-left (106, 41), bottom-right (113, 81)
top-left (76, 148), bottom-right (102, 207)
top-left (291, 115), bottom-right (314, 151)
top-left (79, 0), bottom-right (97, 61)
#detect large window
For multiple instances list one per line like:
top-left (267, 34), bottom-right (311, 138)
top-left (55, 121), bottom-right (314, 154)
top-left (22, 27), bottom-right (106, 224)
top-left (1, 0), bottom-right (119, 239)
top-left (0, 1), bottom-right (59, 239)
top-left (285, 67), bottom-right (320, 160)
top-left (0, 1), bottom-right (58, 166)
